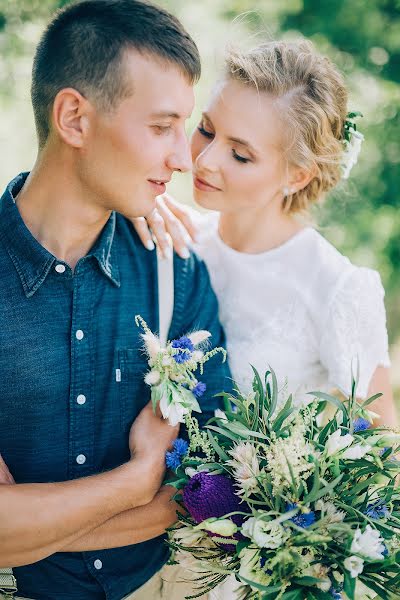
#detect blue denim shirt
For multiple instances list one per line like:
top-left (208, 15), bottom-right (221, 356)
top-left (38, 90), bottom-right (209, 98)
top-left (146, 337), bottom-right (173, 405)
top-left (0, 173), bottom-right (232, 600)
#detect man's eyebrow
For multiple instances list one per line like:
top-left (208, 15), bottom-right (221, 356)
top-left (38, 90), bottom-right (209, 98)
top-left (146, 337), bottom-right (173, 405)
top-left (202, 112), bottom-right (258, 155)
top-left (150, 111), bottom-right (181, 119)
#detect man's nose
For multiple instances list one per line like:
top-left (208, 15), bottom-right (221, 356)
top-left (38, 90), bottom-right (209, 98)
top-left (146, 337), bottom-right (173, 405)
top-left (167, 136), bottom-right (193, 173)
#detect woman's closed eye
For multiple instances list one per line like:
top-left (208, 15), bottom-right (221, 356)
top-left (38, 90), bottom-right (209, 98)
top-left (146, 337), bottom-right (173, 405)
top-left (197, 125), bottom-right (214, 139)
top-left (232, 149), bottom-right (251, 164)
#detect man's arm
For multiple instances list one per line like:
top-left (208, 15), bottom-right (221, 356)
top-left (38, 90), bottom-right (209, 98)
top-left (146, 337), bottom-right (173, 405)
top-left (61, 486), bottom-right (178, 551)
top-left (0, 401), bottom-right (178, 567)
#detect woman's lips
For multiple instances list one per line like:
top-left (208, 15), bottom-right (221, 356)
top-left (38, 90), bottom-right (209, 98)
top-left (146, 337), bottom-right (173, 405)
top-left (193, 175), bottom-right (221, 192)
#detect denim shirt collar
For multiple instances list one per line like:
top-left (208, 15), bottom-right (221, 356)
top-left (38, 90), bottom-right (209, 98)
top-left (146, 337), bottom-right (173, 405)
top-left (0, 172), bottom-right (120, 297)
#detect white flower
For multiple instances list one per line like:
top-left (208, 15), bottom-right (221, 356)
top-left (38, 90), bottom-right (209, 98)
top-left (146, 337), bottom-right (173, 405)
top-left (342, 444), bottom-right (372, 460)
top-left (315, 499), bottom-right (345, 523)
top-left (159, 394), bottom-right (188, 426)
top-left (342, 129), bottom-right (364, 179)
top-left (228, 443), bottom-right (260, 495)
top-left (229, 442), bottom-right (257, 464)
top-left (144, 370), bottom-right (161, 386)
top-left (185, 467), bottom-right (198, 478)
top-left (172, 525), bottom-right (208, 547)
top-left (326, 430), bottom-right (354, 456)
top-left (196, 518), bottom-right (237, 537)
top-left (214, 409), bottom-right (228, 421)
top-left (142, 332), bottom-right (161, 358)
top-left (242, 517), bottom-right (289, 549)
top-left (351, 525), bottom-right (385, 560)
top-left (192, 350), bottom-right (204, 361)
top-left (344, 555), bottom-right (364, 578)
top-left (303, 563), bottom-right (331, 591)
top-left (188, 331), bottom-right (211, 346)
top-left (238, 547), bottom-right (264, 584)
top-left (161, 354), bottom-right (173, 367)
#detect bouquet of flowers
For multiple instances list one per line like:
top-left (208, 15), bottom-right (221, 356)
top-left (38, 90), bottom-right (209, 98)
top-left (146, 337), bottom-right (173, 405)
top-left (166, 369), bottom-right (400, 600)
top-left (135, 315), bottom-right (226, 426)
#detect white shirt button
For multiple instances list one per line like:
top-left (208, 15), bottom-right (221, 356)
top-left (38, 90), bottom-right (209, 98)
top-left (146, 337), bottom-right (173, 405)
top-left (76, 454), bottom-right (86, 465)
top-left (94, 559), bottom-right (103, 570)
top-left (75, 330), bottom-right (84, 340)
top-left (55, 264), bottom-right (66, 273)
top-left (77, 394), bottom-right (86, 405)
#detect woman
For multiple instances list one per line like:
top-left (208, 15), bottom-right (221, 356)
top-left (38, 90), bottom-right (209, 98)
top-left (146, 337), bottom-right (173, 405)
top-left (133, 39), bottom-right (398, 426)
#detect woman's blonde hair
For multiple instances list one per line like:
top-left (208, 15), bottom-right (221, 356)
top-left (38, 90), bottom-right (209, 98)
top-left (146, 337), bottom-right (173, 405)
top-left (225, 40), bottom-right (348, 213)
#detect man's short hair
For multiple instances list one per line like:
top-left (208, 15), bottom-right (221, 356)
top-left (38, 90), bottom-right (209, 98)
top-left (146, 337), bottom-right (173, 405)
top-left (31, 0), bottom-right (201, 147)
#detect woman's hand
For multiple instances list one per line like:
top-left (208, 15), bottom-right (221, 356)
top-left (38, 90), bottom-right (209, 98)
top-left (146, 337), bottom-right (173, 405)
top-left (131, 194), bottom-right (199, 259)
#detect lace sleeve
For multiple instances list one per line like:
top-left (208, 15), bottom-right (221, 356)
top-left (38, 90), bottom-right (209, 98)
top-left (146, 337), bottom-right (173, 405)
top-left (319, 267), bottom-right (391, 398)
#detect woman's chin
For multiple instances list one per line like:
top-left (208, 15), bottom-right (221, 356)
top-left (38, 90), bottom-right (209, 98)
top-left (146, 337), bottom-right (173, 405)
top-left (193, 190), bottom-right (222, 211)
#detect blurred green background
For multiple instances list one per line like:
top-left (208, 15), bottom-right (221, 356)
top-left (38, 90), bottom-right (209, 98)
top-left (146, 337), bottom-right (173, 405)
top-left (0, 0), bottom-right (399, 408)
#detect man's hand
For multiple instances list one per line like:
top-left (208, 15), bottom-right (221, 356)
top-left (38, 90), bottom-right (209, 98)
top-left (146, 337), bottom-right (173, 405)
top-left (0, 454), bottom-right (14, 485)
top-left (129, 401), bottom-right (179, 461)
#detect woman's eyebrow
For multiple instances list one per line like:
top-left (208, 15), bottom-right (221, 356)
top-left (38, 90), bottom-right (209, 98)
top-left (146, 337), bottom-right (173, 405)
top-left (203, 112), bottom-right (258, 155)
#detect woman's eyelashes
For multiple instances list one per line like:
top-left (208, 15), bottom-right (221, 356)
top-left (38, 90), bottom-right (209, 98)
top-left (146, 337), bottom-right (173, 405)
top-left (197, 125), bottom-right (214, 139)
top-left (232, 149), bottom-right (251, 164)
top-left (198, 124), bottom-right (251, 164)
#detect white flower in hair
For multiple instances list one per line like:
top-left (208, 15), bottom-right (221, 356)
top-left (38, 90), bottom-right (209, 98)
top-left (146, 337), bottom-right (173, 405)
top-left (341, 111), bottom-right (364, 179)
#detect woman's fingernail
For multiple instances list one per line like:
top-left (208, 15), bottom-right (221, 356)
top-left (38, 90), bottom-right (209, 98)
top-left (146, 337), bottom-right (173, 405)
top-left (180, 248), bottom-right (190, 259)
top-left (163, 246), bottom-right (173, 260)
top-left (146, 240), bottom-right (155, 251)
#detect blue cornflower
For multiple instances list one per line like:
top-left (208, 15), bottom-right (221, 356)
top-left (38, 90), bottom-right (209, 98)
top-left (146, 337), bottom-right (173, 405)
top-left (353, 417), bottom-right (371, 432)
top-left (329, 588), bottom-right (342, 600)
top-left (173, 438), bottom-right (189, 457)
top-left (259, 556), bottom-right (266, 568)
top-left (192, 381), bottom-right (206, 398)
top-left (286, 502), bottom-right (316, 528)
top-left (171, 336), bottom-right (194, 363)
top-left (166, 450), bottom-right (182, 470)
top-left (383, 545), bottom-right (389, 557)
top-left (365, 500), bottom-right (390, 519)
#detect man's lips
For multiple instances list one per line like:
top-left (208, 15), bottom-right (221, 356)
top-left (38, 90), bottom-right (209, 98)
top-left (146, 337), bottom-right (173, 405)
top-left (148, 179), bottom-right (170, 195)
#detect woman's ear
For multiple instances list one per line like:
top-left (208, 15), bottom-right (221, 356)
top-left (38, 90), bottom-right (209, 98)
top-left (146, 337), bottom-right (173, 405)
top-left (288, 165), bottom-right (317, 194)
top-left (51, 87), bottom-right (92, 148)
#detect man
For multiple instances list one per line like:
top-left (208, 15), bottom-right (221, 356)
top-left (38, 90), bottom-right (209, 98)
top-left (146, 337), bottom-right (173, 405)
top-left (0, 1), bottom-right (231, 598)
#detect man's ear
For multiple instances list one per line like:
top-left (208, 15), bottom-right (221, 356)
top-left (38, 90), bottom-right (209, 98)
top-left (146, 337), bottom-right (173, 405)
top-left (52, 88), bottom-right (92, 148)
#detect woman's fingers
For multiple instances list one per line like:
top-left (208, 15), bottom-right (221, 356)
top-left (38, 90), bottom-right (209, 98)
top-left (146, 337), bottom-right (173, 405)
top-left (131, 217), bottom-right (155, 251)
top-left (146, 208), bottom-right (171, 258)
top-left (162, 194), bottom-right (199, 242)
top-left (155, 199), bottom-right (191, 259)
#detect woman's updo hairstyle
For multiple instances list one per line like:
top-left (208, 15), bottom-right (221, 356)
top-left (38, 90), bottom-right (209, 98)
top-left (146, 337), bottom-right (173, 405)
top-left (225, 40), bottom-right (348, 213)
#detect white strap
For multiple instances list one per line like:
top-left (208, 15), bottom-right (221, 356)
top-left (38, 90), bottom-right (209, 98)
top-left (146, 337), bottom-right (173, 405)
top-left (157, 247), bottom-right (174, 347)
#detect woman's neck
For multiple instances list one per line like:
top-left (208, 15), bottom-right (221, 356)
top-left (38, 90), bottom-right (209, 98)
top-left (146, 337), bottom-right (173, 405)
top-left (218, 205), bottom-right (306, 254)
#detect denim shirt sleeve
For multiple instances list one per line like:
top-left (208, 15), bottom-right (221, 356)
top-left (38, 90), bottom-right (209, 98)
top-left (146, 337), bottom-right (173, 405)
top-left (169, 252), bottom-right (233, 427)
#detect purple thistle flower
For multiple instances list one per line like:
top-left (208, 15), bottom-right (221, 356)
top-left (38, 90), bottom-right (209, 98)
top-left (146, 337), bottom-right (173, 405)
top-left (286, 502), bottom-right (316, 528)
top-left (353, 417), bottom-right (371, 432)
top-left (166, 450), bottom-right (182, 470)
top-left (183, 472), bottom-right (247, 551)
top-left (171, 336), bottom-right (194, 363)
top-left (192, 381), bottom-right (206, 398)
top-left (365, 500), bottom-right (390, 519)
top-left (173, 438), bottom-right (189, 457)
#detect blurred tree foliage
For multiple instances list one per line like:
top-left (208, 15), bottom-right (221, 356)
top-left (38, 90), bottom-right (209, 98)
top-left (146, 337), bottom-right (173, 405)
top-left (0, 0), bottom-right (399, 346)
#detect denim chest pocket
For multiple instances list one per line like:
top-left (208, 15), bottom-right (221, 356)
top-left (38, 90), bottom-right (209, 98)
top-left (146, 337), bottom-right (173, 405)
top-left (117, 348), bottom-right (149, 434)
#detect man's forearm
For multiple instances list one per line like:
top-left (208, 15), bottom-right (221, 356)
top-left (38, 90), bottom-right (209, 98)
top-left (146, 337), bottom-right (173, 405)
top-left (0, 460), bottom-right (157, 567)
top-left (62, 486), bottom-right (179, 551)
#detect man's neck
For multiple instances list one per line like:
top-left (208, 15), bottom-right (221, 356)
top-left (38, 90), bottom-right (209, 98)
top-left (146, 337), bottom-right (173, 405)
top-left (15, 152), bottom-right (111, 271)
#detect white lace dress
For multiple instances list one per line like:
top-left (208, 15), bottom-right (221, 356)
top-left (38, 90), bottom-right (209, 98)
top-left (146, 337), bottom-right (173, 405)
top-left (195, 213), bottom-right (390, 404)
